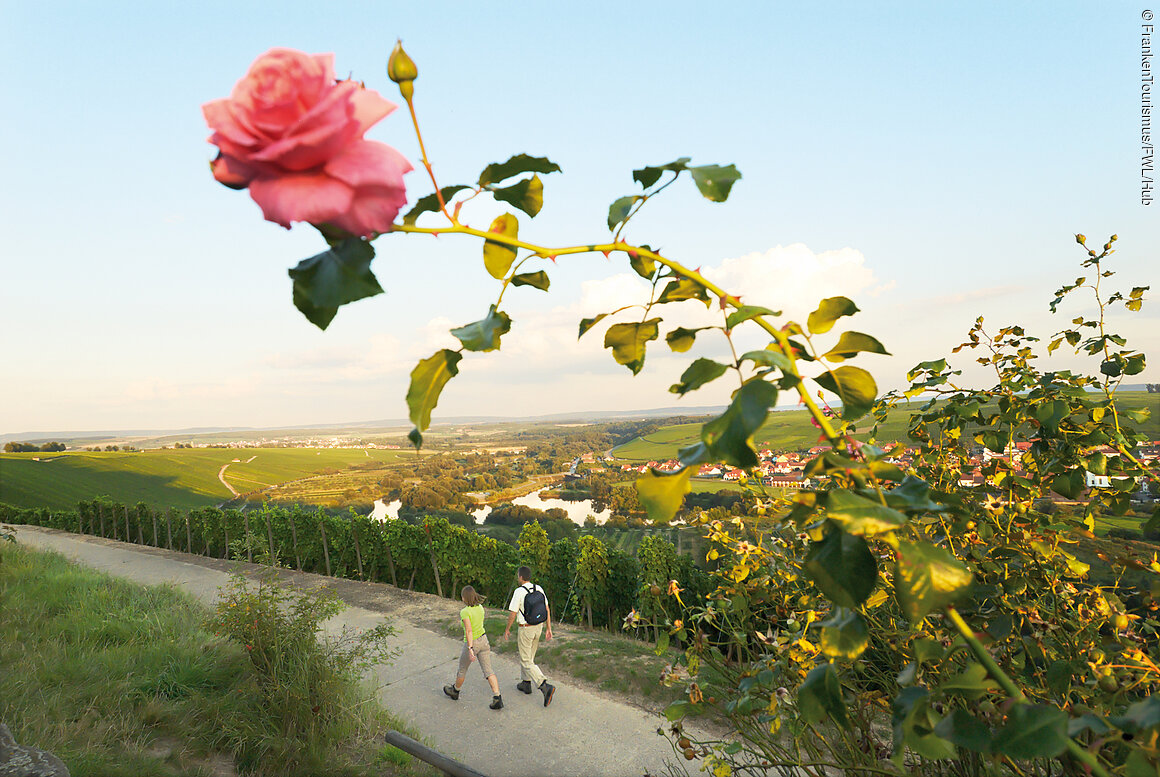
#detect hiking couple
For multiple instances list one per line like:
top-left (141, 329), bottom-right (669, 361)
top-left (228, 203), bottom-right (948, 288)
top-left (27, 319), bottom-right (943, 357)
top-left (442, 566), bottom-right (557, 710)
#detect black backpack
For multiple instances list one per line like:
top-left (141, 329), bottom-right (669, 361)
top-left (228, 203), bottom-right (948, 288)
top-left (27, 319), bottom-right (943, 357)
top-left (520, 583), bottom-right (548, 625)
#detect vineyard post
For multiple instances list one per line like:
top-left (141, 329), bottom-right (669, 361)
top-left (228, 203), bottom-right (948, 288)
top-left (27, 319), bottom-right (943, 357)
top-left (352, 521), bottom-right (364, 579)
top-left (319, 519), bottom-right (332, 577)
top-left (264, 512), bottom-right (275, 566)
top-left (184, 511), bottom-right (191, 554)
top-left (76, 510), bottom-right (82, 535)
top-left (289, 515), bottom-right (302, 571)
top-left (384, 542), bottom-right (399, 587)
top-left (136, 511), bottom-right (144, 544)
top-left (424, 522), bottom-right (443, 598)
top-left (98, 504), bottom-right (105, 538)
top-left (151, 508), bottom-right (159, 547)
top-left (165, 509), bottom-right (172, 550)
top-left (123, 505), bottom-right (130, 542)
top-left (242, 512), bottom-right (253, 563)
top-left (223, 520), bottom-right (230, 560)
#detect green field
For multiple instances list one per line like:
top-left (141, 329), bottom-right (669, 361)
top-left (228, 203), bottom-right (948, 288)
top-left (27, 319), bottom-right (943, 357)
top-left (612, 391), bottom-right (1159, 462)
top-left (0, 447), bottom-right (417, 510)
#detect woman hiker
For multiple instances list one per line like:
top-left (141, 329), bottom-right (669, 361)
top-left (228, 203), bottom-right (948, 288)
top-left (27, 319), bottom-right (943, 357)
top-left (444, 585), bottom-right (503, 710)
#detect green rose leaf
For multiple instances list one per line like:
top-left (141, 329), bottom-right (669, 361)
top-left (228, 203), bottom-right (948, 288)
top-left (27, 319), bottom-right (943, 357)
top-left (483, 213), bottom-right (519, 280)
top-left (511, 271), bottom-right (550, 291)
top-left (701, 379), bottom-right (778, 468)
top-left (406, 349), bottom-right (463, 436)
top-left (628, 247), bottom-right (657, 279)
top-left (820, 607), bottom-right (870, 660)
top-left (815, 366), bottom-right (878, 420)
top-left (689, 164), bottom-right (741, 202)
top-left (670, 358), bottom-right (729, 396)
top-left (725, 305), bottom-right (780, 330)
top-left (1110, 695), bottom-right (1160, 734)
top-left (450, 305), bottom-right (512, 352)
top-left (825, 490), bottom-right (908, 536)
top-left (884, 476), bottom-right (947, 513)
top-left (636, 466), bottom-right (693, 524)
top-left (402, 185), bottom-right (471, 226)
top-left (490, 174), bottom-right (545, 217)
top-left (657, 279), bottom-right (711, 306)
top-left (895, 540), bottom-right (973, 622)
top-left (607, 195), bottom-right (639, 231)
top-left (822, 331), bottom-right (891, 362)
top-left (288, 238), bottom-right (383, 330)
top-left (604, 319), bottom-right (661, 374)
top-left (938, 663), bottom-right (999, 701)
top-left (739, 348), bottom-right (795, 372)
top-left (991, 704), bottom-right (1069, 759)
top-left (797, 663), bottom-right (851, 730)
top-left (579, 313), bottom-right (609, 339)
top-left (478, 154), bottom-right (561, 187)
top-left (1049, 468), bottom-right (1086, 499)
top-left (804, 528), bottom-right (878, 608)
top-left (892, 687), bottom-right (956, 760)
top-left (933, 710), bottom-right (993, 754)
top-left (808, 296), bottom-right (860, 335)
top-left (666, 326), bottom-right (706, 353)
top-left (633, 157), bottom-right (691, 189)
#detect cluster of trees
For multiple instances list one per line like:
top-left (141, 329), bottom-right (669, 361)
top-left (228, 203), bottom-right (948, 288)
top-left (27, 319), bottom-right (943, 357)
top-left (3, 441), bottom-right (65, 452)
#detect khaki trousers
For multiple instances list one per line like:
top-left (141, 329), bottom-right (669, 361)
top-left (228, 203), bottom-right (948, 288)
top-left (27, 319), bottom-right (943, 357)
top-left (516, 623), bottom-right (547, 686)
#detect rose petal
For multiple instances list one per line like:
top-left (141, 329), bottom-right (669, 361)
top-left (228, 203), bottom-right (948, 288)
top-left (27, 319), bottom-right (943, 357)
top-left (250, 119), bottom-right (357, 171)
top-left (325, 140), bottom-right (413, 189)
top-left (348, 85), bottom-right (395, 135)
top-left (327, 184), bottom-right (409, 237)
top-left (248, 172), bottom-right (353, 229)
top-left (210, 153), bottom-right (259, 189)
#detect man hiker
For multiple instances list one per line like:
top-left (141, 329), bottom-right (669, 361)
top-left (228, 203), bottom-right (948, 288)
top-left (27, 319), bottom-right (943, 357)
top-left (503, 566), bottom-right (556, 706)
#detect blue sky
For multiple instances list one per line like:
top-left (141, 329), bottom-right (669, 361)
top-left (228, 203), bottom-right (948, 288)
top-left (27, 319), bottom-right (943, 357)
top-left (2, 1), bottom-right (1156, 434)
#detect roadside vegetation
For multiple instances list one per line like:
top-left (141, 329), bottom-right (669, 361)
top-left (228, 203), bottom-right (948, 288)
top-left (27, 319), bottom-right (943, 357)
top-left (0, 542), bottom-right (435, 777)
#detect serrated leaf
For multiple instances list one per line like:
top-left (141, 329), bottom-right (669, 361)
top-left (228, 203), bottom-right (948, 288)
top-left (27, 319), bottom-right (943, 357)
top-left (608, 195), bottom-right (639, 231)
top-left (815, 366), bottom-right (878, 420)
top-left (579, 313), bottom-right (608, 339)
top-left (406, 349), bottom-right (462, 433)
top-left (820, 607), bottom-right (870, 659)
top-left (1111, 696), bottom-right (1160, 734)
top-left (804, 529), bottom-right (878, 608)
top-left (933, 710), bottom-right (992, 753)
top-left (991, 705), bottom-right (1069, 759)
top-left (636, 466), bottom-right (693, 523)
top-left (402, 185), bottom-right (471, 226)
top-left (666, 326), bottom-right (704, 353)
top-left (725, 305), bottom-right (779, 330)
top-left (490, 174), bottom-right (544, 217)
top-left (478, 154), bottom-right (561, 186)
top-left (604, 319), bottom-right (660, 374)
top-left (633, 157), bottom-right (691, 189)
top-left (797, 663), bottom-right (850, 729)
top-left (628, 248), bottom-right (657, 279)
top-left (288, 238), bottom-right (382, 330)
top-left (825, 490), bottom-right (908, 536)
top-left (689, 164), bottom-right (741, 202)
top-left (450, 305), bottom-right (511, 352)
top-left (808, 296), bottom-right (860, 335)
top-left (670, 358), bottom-right (729, 396)
top-left (739, 349), bottom-right (795, 372)
top-left (658, 278), bottom-right (711, 306)
top-left (701, 380), bottom-right (778, 468)
top-left (895, 540), bottom-right (972, 622)
top-left (483, 213), bottom-right (519, 279)
top-left (822, 331), bottom-right (891, 362)
top-left (938, 663), bottom-right (998, 701)
top-left (511, 271), bottom-right (550, 291)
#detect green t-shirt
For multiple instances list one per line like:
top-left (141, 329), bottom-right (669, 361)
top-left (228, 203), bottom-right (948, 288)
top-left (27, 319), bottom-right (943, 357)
top-left (460, 604), bottom-right (485, 641)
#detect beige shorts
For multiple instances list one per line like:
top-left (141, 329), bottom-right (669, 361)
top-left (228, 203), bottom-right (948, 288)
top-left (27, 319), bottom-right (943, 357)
top-left (456, 633), bottom-right (495, 681)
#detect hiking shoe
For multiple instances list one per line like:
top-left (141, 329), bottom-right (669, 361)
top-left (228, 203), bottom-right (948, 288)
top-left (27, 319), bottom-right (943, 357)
top-left (489, 695), bottom-right (504, 710)
top-left (540, 681), bottom-right (555, 707)
top-left (516, 680), bottom-right (533, 694)
top-left (443, 684), bottom-right (459, 700)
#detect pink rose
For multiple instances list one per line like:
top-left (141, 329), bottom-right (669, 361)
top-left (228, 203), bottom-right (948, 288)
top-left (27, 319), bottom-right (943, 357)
top-left (203, 48), bottom-right (412, 238)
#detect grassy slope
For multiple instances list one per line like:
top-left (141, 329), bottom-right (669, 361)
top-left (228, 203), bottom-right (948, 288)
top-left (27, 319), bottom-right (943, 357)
top-left (612, 391), bottom-right (1159, 462)
top-left (0, 448), bottom-right (416, 510)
